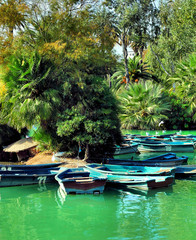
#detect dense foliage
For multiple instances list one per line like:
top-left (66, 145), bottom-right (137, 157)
top-left (0, 0), bottom-right (195, 158)
top-left (119, 81), bottom-right (170, 130)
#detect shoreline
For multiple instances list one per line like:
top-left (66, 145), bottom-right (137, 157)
top-left (1, 151), bottom-right (87, 168)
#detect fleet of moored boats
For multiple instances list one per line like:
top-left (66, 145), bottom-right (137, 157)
top-left (0, 133), bottom-right (196, 195)
top-left (114, 133), bottom-right (196, 157)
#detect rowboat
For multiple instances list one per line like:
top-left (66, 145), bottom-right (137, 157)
top-left (124, 134), bottom-right (173, 141)
top-left (0, 168), bottom-right (62, 187)
top-left (114, 143), bottom-right (139, 156)
top-left (105, 176), bottom-right (174, 191)
top-left (175, 165), bottom-right (196, 179)
top-left (55, 167), bottom-right (107, 194)
top-left (125, 133), bottom-right (196, 144)
top-left (0, 162), bottom-right (65, 171)
top-left (137, 141), bottom-right (195, 152)
top-left (109, 176), bottom-right (174, 190)
top-left (171, 136), bottom-right (196, 143)
top-left (86, 163), bottom-right (175, 176)
top-left (86, 165), bottom-right (174, 191)
top-left (101, 153), bottom-right (188, 167)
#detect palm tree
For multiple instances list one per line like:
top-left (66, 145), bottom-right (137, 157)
top-left (111, 56), bottom-right (156, 93)
top-left (0, 0), bottom-right (28, 39)
top-left (119, 80), bottom-right (170, 130)
top-left (1, 52), bottom-right (62, 131)
top-left (168, 53), bottom-right (196, 121)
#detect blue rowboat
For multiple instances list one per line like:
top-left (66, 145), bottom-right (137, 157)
top-left (0, 168), bottom-right (62, 187)
top-left (86, 163), bottom-right (175, 176)
top-left (137, 141), bottom-right (195, 152)
top-left (0, 162), bottom-right (65, 171)
top-left (55, 167), bottom-right (107, 194)
top-left (86, 165), bottom-right (174, 190)
top-left (101, 153), bottom-right (188, 167)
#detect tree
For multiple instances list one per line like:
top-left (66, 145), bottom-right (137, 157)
top-left (119, 80), bottom-right (170, 130)
top-left (0, 52), bottom-right (63, 131)
top-left (163, 93), bottom-right (193, 130)
top-left (129, 0), bottom-right (160, 58)
top-left (0, 0), bottom-right (28, 37)
top-left (57, 75), bottom-right (122, 160)
top-left (146, 0), bottom-right (196, 78)
top-left (0, 0), bottom-right (29, 62)
top-left (104, 0), bottom-right (160, 84)
top-left (0, 0), bottom-right (123, 157)
top-left (168, 53), bottom-right (196, 122)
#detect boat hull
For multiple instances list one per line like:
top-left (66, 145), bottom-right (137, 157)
top-left (60, 179), bottom-right (107, 194)
top-left (138, 142), bottom-right (194, 152)
top-left (175, 165), bottom-right (196, 179)
top-left (0, 162), bottom-right (64, 171)
top-left (0, 170), bottom-right (58, 187)
top-left (87, 165), bottom-right (175, 191)
top-left (87, 163), bottom-right (175, 176)
top-left (55, 167), bottom-right (107, 194)
top-left (147, 176), bottom-right (174, 188)
top-left (104, 158), bottom-right (187, 167)
top-left (114, 144), bottom-right (139, 155)
top-left (106, 175), bottom-right (174, 191)
top-left (102, 152), bottom-right (188, 167)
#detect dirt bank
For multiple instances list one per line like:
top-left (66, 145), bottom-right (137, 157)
top-left (26, 151), bottom-right (87, 168)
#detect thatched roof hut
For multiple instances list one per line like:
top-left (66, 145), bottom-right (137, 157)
top-left (3, 137), bottom-right (38, 161)
top-left (4, 137), bottom-right (37, 152)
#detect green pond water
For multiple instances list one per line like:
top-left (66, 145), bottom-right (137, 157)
top-left (0, 130), bottom-right (196, 240)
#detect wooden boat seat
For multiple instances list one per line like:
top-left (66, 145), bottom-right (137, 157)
top-left (65, 177), bottom-right (93, 180)
top-left (188, 169), bottom-right (196, 173)
top-left (154, 169), bottom-right (171, 173)
top-left (75, 179), bottom-right (94, 182)
top-left (120, 144), bottom-right (129, 147)
top-left (95, 166), bottom-right (104, 169)
top-left (112, 179), bottom-right (135, 182)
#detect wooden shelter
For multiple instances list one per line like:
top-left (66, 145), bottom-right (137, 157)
top-left (3, 137), bottom-right (38, 161)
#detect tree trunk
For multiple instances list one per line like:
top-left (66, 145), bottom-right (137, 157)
top-left (107, 74), bottom-right (111, 88)
top-left (139, 46), bottom-right (144, 60)
top-left (7, 26), bottom-right (14, 44)
top-left (77, 141), bottom-right (82, 159)
top-left (84, 143), bottom-right (89, 161)
top-left (122, 31), bottom-right (130, 85)
top-left (150, 45), bottom-right (171, 76)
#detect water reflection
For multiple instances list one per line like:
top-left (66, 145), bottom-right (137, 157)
top-left (0, 179), bottom-right (196, 240)
top-left (55, 186), bottom-right (107, 208)
top-left (55, 187), bottom-right (67, 207)
top-left (111, 185), bottom-right (174, 198)
top-left (0, 183), bottom-right (59, 202)
top-left (108, 180), bottom-right (196, 239)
